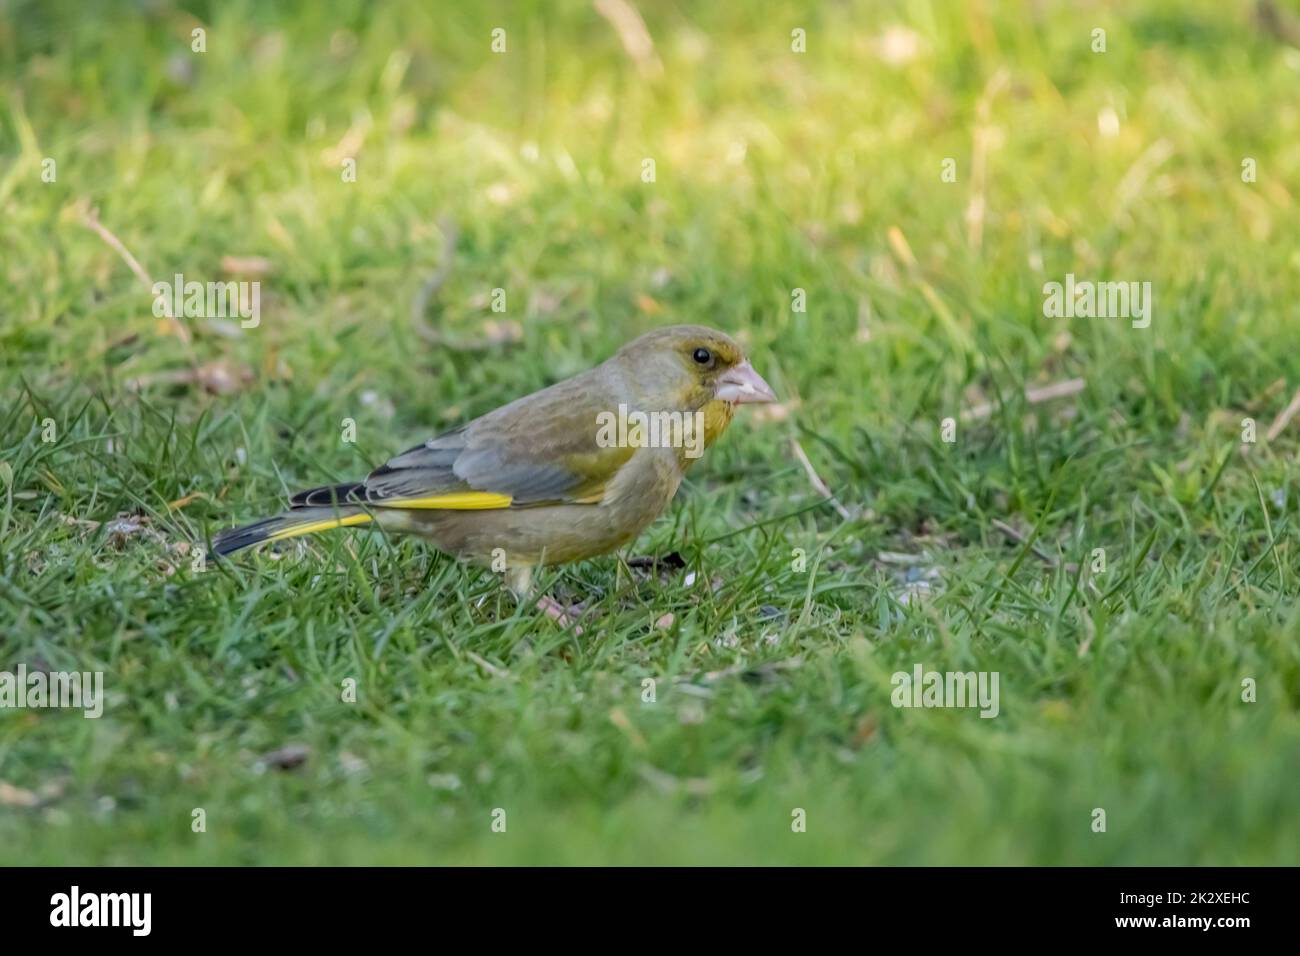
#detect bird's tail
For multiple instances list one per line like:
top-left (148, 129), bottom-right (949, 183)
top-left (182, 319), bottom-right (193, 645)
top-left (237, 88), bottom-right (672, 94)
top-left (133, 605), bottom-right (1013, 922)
top-left (212, 506), bottom-right (373, 556)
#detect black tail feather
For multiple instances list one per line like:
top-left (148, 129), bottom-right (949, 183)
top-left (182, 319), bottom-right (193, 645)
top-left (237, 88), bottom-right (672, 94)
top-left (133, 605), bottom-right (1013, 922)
top-left (212, 505), bottom-right (372, 557)
top-left (212, 515), bottom-right (292, 556)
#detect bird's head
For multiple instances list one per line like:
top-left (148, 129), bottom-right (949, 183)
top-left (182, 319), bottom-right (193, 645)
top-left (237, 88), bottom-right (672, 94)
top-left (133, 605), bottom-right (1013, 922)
top-left (615, 324), bottom-right (777, 412)
top-left (608, 324), bottom-right (777, 461)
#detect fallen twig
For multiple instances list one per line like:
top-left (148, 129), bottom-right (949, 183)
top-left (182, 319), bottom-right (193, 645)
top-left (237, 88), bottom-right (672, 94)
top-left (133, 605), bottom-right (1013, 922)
top-left (594, 0), bottom-right (662, 78)
top-left (465, 651), bottom-right (510, 679)
top-left (966, 68), bottom-right (1010, 251)
top-left (962, 377), bottom-right (1085, 422)
top-left (992, 518), bottom-right (1057, 566)
top-left (411, 217), bottom-right (459, 333)
top-left (1265, 388), bottom-right (1300, 442)
top-left (79, 204), bottom-right (194, 352)
top-left (790, 438), bottom-right (853, 520)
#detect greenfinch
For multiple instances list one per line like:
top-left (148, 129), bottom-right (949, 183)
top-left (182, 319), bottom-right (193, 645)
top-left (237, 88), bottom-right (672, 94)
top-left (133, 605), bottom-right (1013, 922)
top-left (214, 324), bottom-right (776, 623)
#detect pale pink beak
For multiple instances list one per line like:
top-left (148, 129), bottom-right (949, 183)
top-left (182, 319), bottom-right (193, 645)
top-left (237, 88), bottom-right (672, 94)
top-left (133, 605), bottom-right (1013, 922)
top-left (715, 360), bottom-right (777, 405)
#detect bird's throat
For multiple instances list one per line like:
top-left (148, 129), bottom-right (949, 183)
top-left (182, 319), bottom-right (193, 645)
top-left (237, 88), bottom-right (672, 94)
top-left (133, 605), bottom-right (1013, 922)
top-left (701, 399), bottom-right (737, 449)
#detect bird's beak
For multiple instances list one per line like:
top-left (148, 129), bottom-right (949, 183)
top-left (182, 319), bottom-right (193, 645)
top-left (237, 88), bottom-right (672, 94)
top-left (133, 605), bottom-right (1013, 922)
top-left (715, 361), bottom-right (777, 404)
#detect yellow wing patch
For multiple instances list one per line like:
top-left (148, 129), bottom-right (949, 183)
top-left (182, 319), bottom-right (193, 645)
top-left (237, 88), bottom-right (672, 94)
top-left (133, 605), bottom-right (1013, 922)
top-left (375, 491), bottom-right (513, 510)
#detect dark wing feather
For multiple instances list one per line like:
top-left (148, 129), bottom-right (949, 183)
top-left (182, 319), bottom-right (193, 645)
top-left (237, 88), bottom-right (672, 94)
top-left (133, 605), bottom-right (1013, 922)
top-left (290, 482), bottom-right (367, 508)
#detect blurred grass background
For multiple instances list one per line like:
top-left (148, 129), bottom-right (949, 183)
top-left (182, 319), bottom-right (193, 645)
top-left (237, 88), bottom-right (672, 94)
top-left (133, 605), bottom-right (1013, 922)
top-left (1, 0), bottom-right (1298, 864)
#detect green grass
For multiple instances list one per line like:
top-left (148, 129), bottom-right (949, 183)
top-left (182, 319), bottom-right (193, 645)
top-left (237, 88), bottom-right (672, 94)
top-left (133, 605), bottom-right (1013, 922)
top-left (2, 0), bottom-right (1299, 864)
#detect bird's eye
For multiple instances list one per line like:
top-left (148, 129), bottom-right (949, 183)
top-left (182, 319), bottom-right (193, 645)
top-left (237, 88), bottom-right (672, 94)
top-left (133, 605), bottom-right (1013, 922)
top-left (692, 347), bottom-right (713, 365)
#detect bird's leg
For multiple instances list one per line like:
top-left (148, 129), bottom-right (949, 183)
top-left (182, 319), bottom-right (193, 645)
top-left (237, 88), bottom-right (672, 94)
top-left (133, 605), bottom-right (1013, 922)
top-left (505, 565), bottom-right (534, 603)
top-left (506, 565), bottom-right (584, 634)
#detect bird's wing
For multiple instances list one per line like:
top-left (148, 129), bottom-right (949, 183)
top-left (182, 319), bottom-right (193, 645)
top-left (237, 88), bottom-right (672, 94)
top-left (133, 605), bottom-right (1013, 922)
top-left (299, 372), bottom-right (636, 512)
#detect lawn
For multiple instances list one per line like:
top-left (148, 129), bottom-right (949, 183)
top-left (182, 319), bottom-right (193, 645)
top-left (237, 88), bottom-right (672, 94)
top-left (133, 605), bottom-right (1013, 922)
top-left (1, 0), bottom-right (1298, 865)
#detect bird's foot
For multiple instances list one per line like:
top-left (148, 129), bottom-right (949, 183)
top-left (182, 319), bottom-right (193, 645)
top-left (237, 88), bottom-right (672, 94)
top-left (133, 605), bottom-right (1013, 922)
top-left (536, 595), bottom-right (586, 634)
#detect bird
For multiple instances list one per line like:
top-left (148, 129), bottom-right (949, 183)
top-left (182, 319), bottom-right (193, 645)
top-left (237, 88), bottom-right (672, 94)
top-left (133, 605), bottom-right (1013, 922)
top-left (212, 324), bottom-right (777, 627)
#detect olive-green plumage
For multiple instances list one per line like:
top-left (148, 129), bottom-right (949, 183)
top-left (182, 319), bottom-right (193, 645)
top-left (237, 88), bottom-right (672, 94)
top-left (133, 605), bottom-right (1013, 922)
top-left (214, 325), bottom-right (776, 599)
